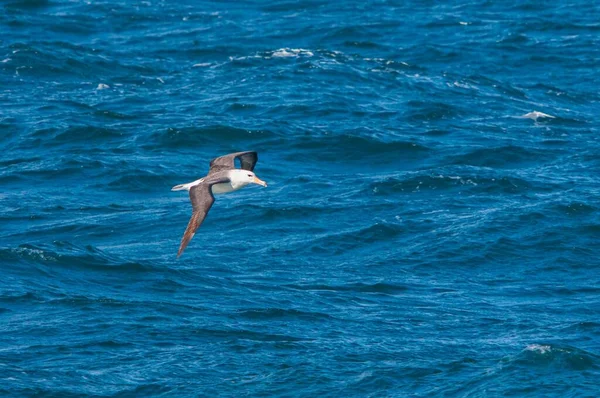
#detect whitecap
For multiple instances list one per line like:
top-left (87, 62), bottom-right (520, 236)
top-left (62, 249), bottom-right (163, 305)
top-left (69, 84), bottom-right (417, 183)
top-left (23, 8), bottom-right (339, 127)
top-left (96, 83), bottom-right (110, 90)
top-left (271, 48), bottom-right (314, 58)
top-left (525, 344), bottom-right (552, 354)
top-left (520, 110), bottom-right (556, 121)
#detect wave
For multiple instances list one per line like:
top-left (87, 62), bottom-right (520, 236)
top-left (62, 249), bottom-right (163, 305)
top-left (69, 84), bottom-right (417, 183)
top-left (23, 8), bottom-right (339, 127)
top-left (369, 171), bottom-right (563, 197)
top-left (144, 125), bottom-right (275, 149)
top-left (451, 343), bottom-right (599, 396)
top-left (104, 167), bottom-right (178, 192)
top-left (447, 145), bottom-right (558, 168)
top-left (245, 204), bottom-right (341, 222)
top-left (32, 126), bottom-right (126, 146)
top-left (404, 100), bottom-right (463, 121)
top-left (284, 282), bottom-right (408, 295)
top-left (551, 202), bottom-right (597, 216)
top-left (278, 134), bottom-right (430, 165)
top-left (8, 42), bottom-right (144, 80)
top-left (235, 308), bottom-right (333, 321)
top-left (516, 344), bottom-right (599, 370)
top-left (0, 291), bottom-right (43, 304)
top-left (192, 327), bottom-right (308, 342)
top-left (300, 222), bottom-right (404, 255)
top-left (2, 243), bottom-right (155, 274)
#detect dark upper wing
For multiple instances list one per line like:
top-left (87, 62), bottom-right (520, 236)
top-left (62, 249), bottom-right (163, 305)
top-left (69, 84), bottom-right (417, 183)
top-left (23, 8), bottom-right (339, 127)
top-left (208, 151), bottom-right (258, 175)
top-left (177, 175), bottom-right (230, 258)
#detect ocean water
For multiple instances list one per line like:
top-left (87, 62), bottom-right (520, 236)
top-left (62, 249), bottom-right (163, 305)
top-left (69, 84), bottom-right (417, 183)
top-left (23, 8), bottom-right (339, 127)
top-left (1, 0), bottom-right (600, 396)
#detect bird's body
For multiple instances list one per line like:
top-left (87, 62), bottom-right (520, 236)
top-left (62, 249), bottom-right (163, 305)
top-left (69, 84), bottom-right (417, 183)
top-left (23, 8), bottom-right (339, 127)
top-left (171, 170), bottom-right (254, 194)
top-left (171, 151), bottom-right (267, 257)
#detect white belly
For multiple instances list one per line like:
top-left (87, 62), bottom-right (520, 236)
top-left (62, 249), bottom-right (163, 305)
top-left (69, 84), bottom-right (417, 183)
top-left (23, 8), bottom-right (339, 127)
top-left (211, 182), bottom-right (238, 194)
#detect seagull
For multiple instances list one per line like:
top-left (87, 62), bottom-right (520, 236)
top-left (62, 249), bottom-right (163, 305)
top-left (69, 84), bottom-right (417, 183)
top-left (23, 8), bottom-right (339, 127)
top-left (171, 151), bottom-right (267, 258)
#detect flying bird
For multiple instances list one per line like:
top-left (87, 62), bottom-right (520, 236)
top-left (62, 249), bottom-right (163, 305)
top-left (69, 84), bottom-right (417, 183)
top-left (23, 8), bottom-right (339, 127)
top-left (171, 151), bottom-right (267, 257)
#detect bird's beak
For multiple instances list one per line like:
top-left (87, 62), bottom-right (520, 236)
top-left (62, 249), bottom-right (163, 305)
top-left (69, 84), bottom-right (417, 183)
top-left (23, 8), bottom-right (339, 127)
top-left (253, 176), bottom-right (267, 187)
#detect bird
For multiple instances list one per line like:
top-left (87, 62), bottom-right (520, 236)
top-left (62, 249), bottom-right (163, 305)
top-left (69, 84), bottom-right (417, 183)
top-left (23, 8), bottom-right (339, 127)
top-left (171, 151), bottom-right (267, 257)
top-left (520, 111), bottom-right (556, 121)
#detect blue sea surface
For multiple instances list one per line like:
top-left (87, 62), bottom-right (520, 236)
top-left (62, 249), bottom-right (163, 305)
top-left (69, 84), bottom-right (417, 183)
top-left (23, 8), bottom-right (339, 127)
top-left (1, 0), bottom-right (600, 396)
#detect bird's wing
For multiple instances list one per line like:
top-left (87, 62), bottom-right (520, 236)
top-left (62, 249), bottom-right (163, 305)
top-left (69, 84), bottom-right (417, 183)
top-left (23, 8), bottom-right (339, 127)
top-left (208, 151), bottom-right (258, 175)
top-left (177, 175), bottom-right (230, 258)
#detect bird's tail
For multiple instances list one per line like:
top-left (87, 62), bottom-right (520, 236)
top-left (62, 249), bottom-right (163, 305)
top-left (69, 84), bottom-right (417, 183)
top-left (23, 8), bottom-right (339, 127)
top-left (171, 183), bottom-right (189, 191)
top-left (171, 178), bottom-right (204, 191)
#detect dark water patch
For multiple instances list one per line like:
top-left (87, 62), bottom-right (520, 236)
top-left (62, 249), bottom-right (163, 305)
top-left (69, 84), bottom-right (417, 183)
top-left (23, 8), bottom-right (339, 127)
top-left (447, 145), bottom-right (559, 168)
top-left (0, 156), bottom-right (43, 167)
top-left (91, 108), bottom-right (138, 121)
top-left (492, 82), bottom-right (528, 99)
top-left (285, 134), bottom-right (430, 164)
top-left (322, 25), bottom-right (374, 42)
top-left (236, 308), bottom-right (333, 321)
top-left (226, 102), bottom-right (260, 113)
top-left (32, 126), bottom-right (125, 146)
top-left (551, 285), bottom-right (600, 296)
top-left (0, 121), bottom-right (21, 144)
top-left (304, 223), bottom-right (404, 255)
top-left (111, 385), bottom-right (174, 397)
top-left (105, 167), bottom-right (178, 192)
top-left (145, 125), bottom-right (274, 149)
top-left (261, 1), bottom-right (327, 12)
top-left (343, 40), bottom-right (386, 49)
top-left (525, 83), bottom-right (596, 104)
top-left (423, 129), bottom-right (451, 136)
top-left (46, 295), bottom-right (133, 308)
top-left (76, 339), bottom-right (135, 350)
top-left (8, 40), bottom-right (156, 81)
top-left (510, 344), bottom-right (599, 371)
top-left (192, 327), bottom-right (308, 343)
top-left (370, 174), bottom-right (473, 195)
top-left (442, 357), bottom-right (478, 373)
top-left (404, 100), bottom-right (462, 121)
top-left (0, 157), bottom-right (111, 183)
top-left (0, 291), bottom-right (44, 304)
top-left (285, 282), bottom-right (408, 295)
top-left (19, 218), bottom-right (123, 240)
top-left (576, 223), bottom-right (600, 236)
top-left (6, 243), bottom-right (154, 274)
top-left (541, 139), bottom-right (571, 146)
top-left (248, 204), bottom-right (341, 221)
top-left (473, 175), bottom-right (537, 196)
top-left (517, 210), bottom-right (546, 223)
top-left (0, 389), bottom-right (82, 398)
top-left (562, 322), bottom-right (600, 333)
top-left (163, 45), bottom-right (242, 60)
top-left (58, 203), bottom-right (140, 214)
top-left (0, 173), bottom-right (27, 185)
top-left (47, 99), bottom-right (94, 111)
top-left (369, 172), bottom-right (560, 197)
top-left (496, 33), bottom-right (531, 46)
top-left (4, 0), bottom-right (52, 9)
top-left (552, 202), bottom-right (596, 217)
top-left (7, 44), bottom-right (92, 79)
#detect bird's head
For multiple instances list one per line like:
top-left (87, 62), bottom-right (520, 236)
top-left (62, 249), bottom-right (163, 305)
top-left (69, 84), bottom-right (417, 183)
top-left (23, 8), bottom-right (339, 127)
top-left (238, 170), bottom-right (267, 187)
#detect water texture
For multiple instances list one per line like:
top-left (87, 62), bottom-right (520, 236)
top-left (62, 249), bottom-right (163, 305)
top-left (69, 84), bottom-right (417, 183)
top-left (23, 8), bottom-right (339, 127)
top-left (1, 1), bottom-right (600, 396)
